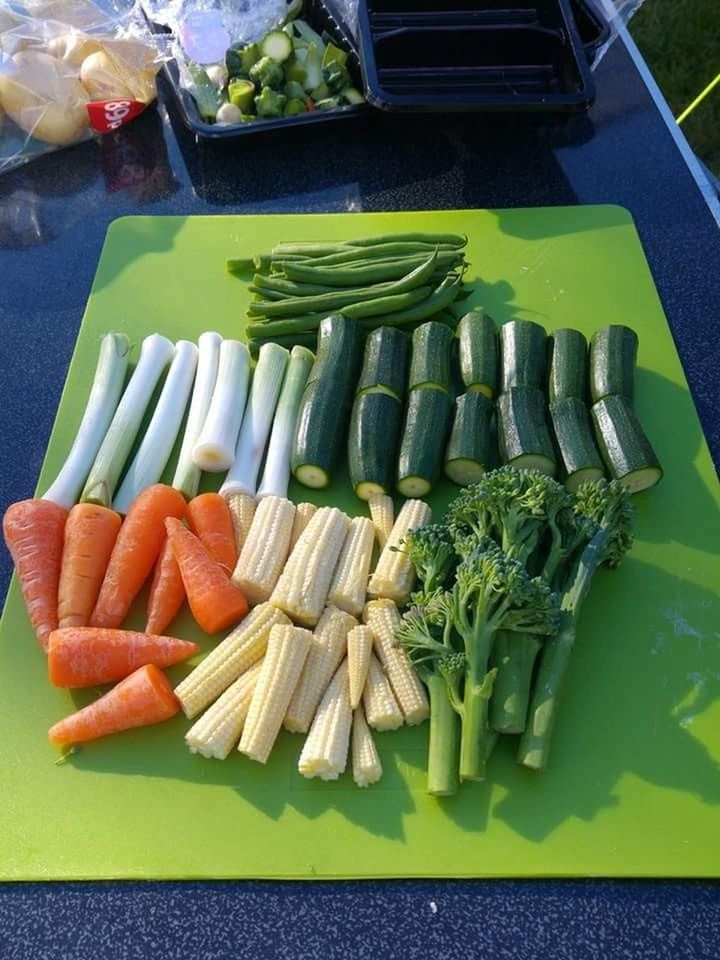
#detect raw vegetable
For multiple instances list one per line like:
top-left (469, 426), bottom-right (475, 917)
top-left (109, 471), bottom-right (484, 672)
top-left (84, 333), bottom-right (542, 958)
top-left (368, 494), bottom-right (394, 548)
top-left (206, 63), bottom-right (228, 89)
top-left (91, 484), bottom-right (186, 629)
top-left (186, 493), bottom-right (238, 574)
top-left (444, 392), bottom-right (493, 485)
top-left (226, 42), bottom-right (260, 78)
top-left (261, 30), bottom-right (293, 63)
top-left (43, 333), bottom-right (129, 509)
top-left (289, 501), bottom-right (317, 550)
top-left (298, 660), bottom-right (352, 780)
top-left (497, 386), bottom-right (556, 475)
top-left (281, 251), bottom-right (463, 286)
top-left (301, 42), bottom-right (322, 91)
top-left (363, 653), bottom-right (403, 731)
top-left (352, 705), bottom-right (383, 787)
top-left (548, 328), bottom-right (588, 403)
top-left (57, 503), bottom-right (122, 629)
top-left (249, 56), bottom-right (284, 90)
top-left (363, 600), bottom-right (429, 726)
top-left (228, 78), bottom-right (255, 112)
top-left (284, 80), bottom-right (307, 100)
top-left (173, 331), bottom-right (222, 500)
top-left (145, 536), bottom-right (185, 636)
top-left (47, 627), bottom-right (199, 688)
top-left (499, 319), bottom-right (547, 393)
top-left (284, 98), bottom-right (306, 115)
top-left (367, 498), bottom-right (432, 606)
top-left (226, 493), bottom-right (256, 555)
top-left (185, 660), bottom-right (263, 759)
top-left (408, 321), bottom-right (454, 393)
top-left (81, 334), bottom-right (174, 508)
top-left (347, 625), bottom-right (373, 709)
top-left (397, 389), bottom-right (453, 497)
top-left (550, 397), bottom-right (605, 492)
top-left (230, 496), bottom-right (296, 605)
top-left (589, 325), bottom-right (638, 404)
top-left (216, 102), bottom-right (245, 124)
top-left (348, 392), bottom-right (403, 499)
top-left (255, 86), bottom-right (287, 117)
top-left (308, 313), bottom-right (357, 384)
top-left (48, 664), bottom-right (180, 747)
top-left (187, 63), bottom-right (224, 122)
top-left (356, 326), bottom-right (409, 401)
top-left (113, 340), bottom-right (198, 514)
top-left (591, 395), bottom-right (663, 492)
top-left (165, 518), bottom-right (248, 634)
top-left (457, 310), bottom-right (498, 398)
top-left (192, 339), bottom-right (250, 472)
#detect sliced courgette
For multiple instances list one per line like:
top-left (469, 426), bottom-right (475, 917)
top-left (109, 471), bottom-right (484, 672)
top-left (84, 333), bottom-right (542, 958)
top-left (356, 326), bottom-right (409, 401)
top-left (589, 325), bottom-right (638, 404)
top-left (444, 392), bottom-right (493, 485)
top-left (408, 321), bottom-right (454, 393)
top-left (261, 30), bottom-right (293, 63)
top-left (457, 309), bottom-right (498, 398)
top-left (548, 328), bottom-right (588, 403)
top-left (591, 395), bottom-right (662, 492)
top-left (307, 314), bottom-right (359, 385)
top-left (497, 387), bottom-right (556, 476)
top-left (549, 397), bottom-right (604, 492)
top-left (499, 319), bottom-right (547, 393)
top-left (397, 388), bottom-right (452, 497)
top-left (348, 392), bottom-right (402, 500)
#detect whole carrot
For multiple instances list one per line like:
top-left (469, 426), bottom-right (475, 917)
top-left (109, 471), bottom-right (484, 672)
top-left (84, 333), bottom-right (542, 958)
top-left (165, 517), bottom-right (248, 634)
top-left (58, 503), bottom-right (122, 629)
top-left (145, 535), bottom-right (185, 635)
top-left (48, 663), bottom-right (180, 746)
top-left (3, 499), bottom-right (68, 651)
top-left (91, 484), bottom-right (186, 629)
top-left (48, 627), bottom-right (199, 688)
top-left (186, 492), bottom-right (238, 574)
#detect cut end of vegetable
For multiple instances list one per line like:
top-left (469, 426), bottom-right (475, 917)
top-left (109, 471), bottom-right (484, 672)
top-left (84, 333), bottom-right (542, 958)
top-left (294, 464), bottom-right (330, 489)
top-left (620, 466), bottom-right (663, 494)
top-left (396, 476), bottom-right (432, 498)
top-left (466, 383), bottom-right (494, 399)
top-left (191, 443), bottom-right (234, 472)
top-left (508, 454), bottom-right (556, 476)
top-left (355, 480), bottom-right (387, 501)
top-left (445, 458), bottom-right (486, 486)
top-left (565, 467), bottom-right (605, 493)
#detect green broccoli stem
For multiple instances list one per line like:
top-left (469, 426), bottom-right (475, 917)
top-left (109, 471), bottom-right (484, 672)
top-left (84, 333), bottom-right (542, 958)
top-left (459, 667), bottom-right (497, 782)
top-left (490, 630), bottom-right (542, 734)
top-left (425, 674), bottom-right (460, 797)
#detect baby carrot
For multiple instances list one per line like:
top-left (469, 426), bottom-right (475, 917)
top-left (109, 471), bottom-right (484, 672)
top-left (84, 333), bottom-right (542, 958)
top-left (145, 535), bottom-right (185, 635)
top-left (186, 492), bottom-right (238, 574)
top-left (48, 663), bottom-right (180, 746)
top-left (165, 517), bottom-right (248, 634)
top-left (48, 627), bottom-right (199, 688)
top-left (3, 498), bottom-right (68, 651)
top-left (57, 503), bottom-right (122, 629)
top-left (91, 484), bottom-right (186, 629)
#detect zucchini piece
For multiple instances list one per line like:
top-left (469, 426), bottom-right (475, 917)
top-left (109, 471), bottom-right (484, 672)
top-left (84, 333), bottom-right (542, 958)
top-left (499, 319), bottom-right (547, 393)
top-left (348, 392), bottom-right (402, 500)
top-left (497, 387), bottom-right (556, 476)
top-left (408, 321), bottom-right (453, 393)
top-left (261, 30), bottom-right (293, 63)
top-left (356, 326), bottom-right (409, 401)
top-left (591, 395), bottom-right (662, 493)
top-left (307, 314), bottom-right (359, 385)
top-left (444, 392), bottom-right (493, 485)
top-left (549, 397), bottom-right (604, 492)
top-left (457, 310), bottom-right (498, 398)
top-left (397, 388), bottom-right (452, 497)
top-left (548, 328), bottom-right (588, 403)
top-left (589, 325), bottom-right (638, 404)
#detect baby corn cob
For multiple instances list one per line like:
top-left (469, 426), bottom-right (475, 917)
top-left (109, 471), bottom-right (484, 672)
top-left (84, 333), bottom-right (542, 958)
top-left (185, 660), bottom-right (263, 759)
top-left (347, 624), bottom-right (373, 710)
top-left (232, 495), bottom-right (296, 605)
top-left (368, 493), bottom-right (394, 549)
top-left (289, 502), bottom-right (317, 550)
top-left (284, 604), bottom-right (357, 733)
top-left (226, 492), bottom-right (256, 555)
top-left (270, 506), bottom-right (350, 627)
top-left (298, 660), bottom-right (352, 781)
top-left (174, 603), bottom-right (289, 718)
top-left (352, 704), bottom-right (382, 787)
top-left (364, 599), bottom-right (429, 726)
top-left (327, 516), bottom-right (374, 617)
top-left (363, 653), bottom-right (403, 731)
top-left (367, 498), bottom-right (431, 604)
top-left (239, 624), bottom-right (312, 764)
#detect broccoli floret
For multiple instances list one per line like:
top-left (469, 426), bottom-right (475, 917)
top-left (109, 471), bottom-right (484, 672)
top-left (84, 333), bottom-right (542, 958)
top-left (249, 56), bottom-right (284, 90)
top-left (398, 523), bottom-right (457, 598)
top-left (322, 60), bottom-right (352, 94)
top-left (226, 42), bottom-right (260, 78)
top-left (254, 86), bottom-right (287, 118)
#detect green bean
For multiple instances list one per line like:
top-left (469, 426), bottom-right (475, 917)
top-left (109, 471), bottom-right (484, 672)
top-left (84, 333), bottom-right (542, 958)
top-left (282, 252), bottom-right (463, 286)
top-left (283, 241), bottom-right (465, 268)
top-left (345, 232), bottom-right (467, 248)
top-left (252, 274), bottom-right (341, 297)
top-left (342, 285), bottom-right (433, 321)
top-left (226, 258), bottom-right (255, 275)
top-left (271, 242), bottom-right (359, 258)
top-left (247, 332), bottom-right (317, 356)
top-left (358, 275), bottom-right (463, 329)
top-left (249, 285), bottom-right (297, 300)
top-left (246, 313), bottom-right (327, 338)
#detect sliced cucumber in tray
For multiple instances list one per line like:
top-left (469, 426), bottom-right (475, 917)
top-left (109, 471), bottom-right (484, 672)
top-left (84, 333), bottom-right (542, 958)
top-left (397, 388), bottom-right (452, 497)
top-left (549, 397), bottom-right (604, 492)
top-left (497, 386), bottom-right (556, 476)
top-left (356, 326), bottom-right (409, 401)
top-left (591, 395), bottom-right (662, 492)
top-left (499, 319), bottom-right (547, 393)
top-left (457, 310), bottom-right (498, 399)
top-left (348, 392), bottom-right (402, 499)
top-left (548, 328), bottom-right (588, 403)
top-left (408, 321), bottom-right (453, 393)
top-left (445, 392), bottom-right (493, 485)
top-left (589, 325), bottom-right (638, 404)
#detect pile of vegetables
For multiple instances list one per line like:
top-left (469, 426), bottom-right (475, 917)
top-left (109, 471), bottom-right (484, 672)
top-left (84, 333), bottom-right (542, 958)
top-left (187, 5), bottom-right (364, 125)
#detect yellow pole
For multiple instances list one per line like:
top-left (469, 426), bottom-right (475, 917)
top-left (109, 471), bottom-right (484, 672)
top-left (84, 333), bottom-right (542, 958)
top-left (676, 73), bottom-right (720, 125)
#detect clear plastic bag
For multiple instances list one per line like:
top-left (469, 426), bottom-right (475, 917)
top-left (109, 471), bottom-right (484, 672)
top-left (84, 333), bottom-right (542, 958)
top-left (0, 0), bottom-right (165, 173)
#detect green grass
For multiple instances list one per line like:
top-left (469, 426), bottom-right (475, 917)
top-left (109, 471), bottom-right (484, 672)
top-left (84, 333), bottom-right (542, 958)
top-left (631, 0), bottom-right (720, 175)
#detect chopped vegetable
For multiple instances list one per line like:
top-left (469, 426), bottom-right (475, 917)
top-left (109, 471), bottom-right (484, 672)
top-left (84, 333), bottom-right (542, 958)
top-left (284, 98), bottom-right (307, 115)
top-left (249, 56), bottom-right (284, 90)
top-left (298, 660), bottom-right (352, 780)
top-left (185, 660), bottom-right (263, 759)
top-left (173, 331), bottom-right (222, 500)
top-left (254, 86), bottom-right (287, 117)
top-left (368, 494), bottom-right (394, 549)
top-left (227, 78), bottom-right (255, 113)
top-left (289, 501), bottom-right (317, 550)
top-left (186, 493), bottom-right (237, 574)
top-left (591, 395), bottom-right (663, 492)
top-left (301, 41), bottom-right (322, 91)
top-left (216, 102), bottom-right (245, 125)
top-left (283, 79), bottom-right (306, 100)
top-left (261, 30), bottom-right (293, 64)
top-left (226, 492), bottom-right (256, 555)
top-left (57, 503), bottom-right (122, 629)
top-left (589, 325), bottom-right (638, 404)
top-left (231, 496), bottom-right (296, 605)
top-left (145, 535), bottom-right (185, 636)
top-left (322, 60), bottom-right (351, 95)
top-left (363, 600), bottom-right (429, 726)
top-left (367, 498), bottom-right (432, 605)
top-left (362, 652), bottom-right (403, 731)
top-left (226, 42), bottom-right (260, 78)
top-left (347, 625), bottom-right (373, 710)
top-left (187, 63), bottom-right (224, 122)
top-left (352, 704), bottom-right (383, 787)
top-left (327, 517), bottom-right (375, 618)
top-left (192, 339), bottom-right (250, 472)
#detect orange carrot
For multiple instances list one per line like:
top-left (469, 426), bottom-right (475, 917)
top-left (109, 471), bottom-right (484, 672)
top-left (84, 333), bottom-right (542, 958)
top-left (57, 503), bottom-right (122, 630)
top-left (91, 484), bottom-right (186, 629)
top-left (48, 627), bottom-right (199, 688)
top-left (145, 535), bottom-right (185, 634)
top-left (165, 517), bottom-right (248, 634)
top-left (3, 498), bottom-right (68, 651)
top-left (186, 492), bottom-right (237, 574)
top-left (48, 663), bottom-right (179, 746)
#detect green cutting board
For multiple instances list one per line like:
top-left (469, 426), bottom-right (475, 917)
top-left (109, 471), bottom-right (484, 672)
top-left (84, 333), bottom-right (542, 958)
top-left (1, 208), bottom-right (719, 881)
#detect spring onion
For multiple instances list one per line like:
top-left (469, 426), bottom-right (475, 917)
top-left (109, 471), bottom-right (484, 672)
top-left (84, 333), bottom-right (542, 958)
top-left (80, 334), bottom-right (174, 508)
top-left (172, 331), bottom-right (222, 500)
top-left (192, 340), bottom-right (251, 472)
top-left (256, 345), bottom-right (314, 500)
top-left (112, 340), bottom-right (198, 514)
top-left (220, 343), bottom-right (289, 498)
top-left (43, 333), bottom-right (129, 509)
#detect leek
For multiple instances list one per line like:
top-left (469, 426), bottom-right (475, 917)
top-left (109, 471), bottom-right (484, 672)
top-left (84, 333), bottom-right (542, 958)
top-left (80, 334), bottom-right (174, 508)
top-left (256, 345), bottom-right (314, 500)
top-left (172, 331), bottom-right (222, 500)
top-left (113, 340), bottom-right (199, 514)
top-left (192, 340), bottom-right (250, 472)
top-left (43, 333), bottom-right (129, 509)
top-left (220, 343), bottom-right (289, 498)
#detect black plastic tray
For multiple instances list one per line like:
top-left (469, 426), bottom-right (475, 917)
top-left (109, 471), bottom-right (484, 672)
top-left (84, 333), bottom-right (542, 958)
top-left (571, 0), bottom-right (610, 64)
top-left (356, 0), bottom-right (596, 113)
top-left (147, 0), bottom-right (368, 140)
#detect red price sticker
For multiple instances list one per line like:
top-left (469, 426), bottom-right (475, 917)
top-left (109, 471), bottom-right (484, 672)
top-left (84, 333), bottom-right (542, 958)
top-left (87, 99), bottom-right (147, 134)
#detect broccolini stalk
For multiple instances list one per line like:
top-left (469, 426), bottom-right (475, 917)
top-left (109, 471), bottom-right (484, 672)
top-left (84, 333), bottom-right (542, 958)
top-left (518, 479), bottom-right (633, 771)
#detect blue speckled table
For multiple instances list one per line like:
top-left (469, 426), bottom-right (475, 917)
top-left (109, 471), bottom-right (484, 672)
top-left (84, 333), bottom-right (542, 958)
top-left (1, 37), bottom-right (719, 960)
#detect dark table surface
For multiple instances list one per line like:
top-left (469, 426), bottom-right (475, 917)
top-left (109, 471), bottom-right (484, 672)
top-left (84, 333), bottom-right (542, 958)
top-left (1, 34), bottom-right (719, 960)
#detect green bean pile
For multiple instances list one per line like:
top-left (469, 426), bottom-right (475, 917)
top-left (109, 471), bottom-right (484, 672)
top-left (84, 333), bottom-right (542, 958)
top-left (227, 232), bottom-right (470, 352)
